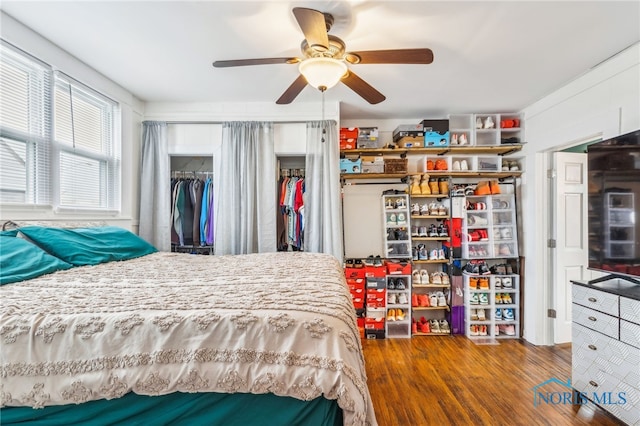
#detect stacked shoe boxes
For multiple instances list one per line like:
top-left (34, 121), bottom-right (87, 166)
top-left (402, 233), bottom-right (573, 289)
top-left (364, 263), bottom-right (387, 339)
top-left (340, 127), bottom-right (358, 151)
top-left (345, 266), bottom-right (366, 338)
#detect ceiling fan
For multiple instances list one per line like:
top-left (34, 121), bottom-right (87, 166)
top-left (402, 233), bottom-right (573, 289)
top-left (212, 7), bottom-right (434, 105)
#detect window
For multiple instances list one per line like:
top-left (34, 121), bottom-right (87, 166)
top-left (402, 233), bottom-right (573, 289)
top-left (0, 40), bottom-right (120, 211)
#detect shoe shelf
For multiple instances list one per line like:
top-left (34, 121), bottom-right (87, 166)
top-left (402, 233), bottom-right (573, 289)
top-left (464, 273), bottom-right (520, 339)
top-left (383, 194), bottom-right (412, 259)
top-left (412, 237), bottom-right (451, 241)
top-left (412, 306), bottom-right (450, 311)
top-left (386, 274), bottom-right (412, 338)
top-left (340, 145), bottom-right (524, 157)
top-left (413, 259), bottom-right (448, 264)
top-left (462, 193), bottom-right (518, 259)
top-left (413, 284), bottom-right (451, 289)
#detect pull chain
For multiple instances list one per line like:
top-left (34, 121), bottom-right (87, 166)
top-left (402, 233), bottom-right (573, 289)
top-left (321, 89), bottom-right (326, 143)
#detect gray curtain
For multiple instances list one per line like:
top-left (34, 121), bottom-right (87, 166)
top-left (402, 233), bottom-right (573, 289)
top-left (304, 120), bottom-right (343, 260)
top-left (139, 121), bottom-right (170, 251)
top-left (214, 121), bottom-right (276, 255)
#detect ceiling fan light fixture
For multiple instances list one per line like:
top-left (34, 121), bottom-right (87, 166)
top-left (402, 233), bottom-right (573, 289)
top-left (298, 57), bottom-right (347, 91)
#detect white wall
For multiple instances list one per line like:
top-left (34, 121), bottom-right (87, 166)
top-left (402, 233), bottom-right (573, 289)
top-left (521, 42), bottom-right (640, 345)
top-left (0, 12), bottom-right (144, 230)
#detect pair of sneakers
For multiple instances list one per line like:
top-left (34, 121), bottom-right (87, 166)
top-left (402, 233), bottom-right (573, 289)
top-left (497, 308), bottom-right (515, 321)
top-left (388, 292), bottom-right (408, 305)
top-left (469, 293), bottom-right (489, 305)
top-left (386, 212), bottom-right (407, 226)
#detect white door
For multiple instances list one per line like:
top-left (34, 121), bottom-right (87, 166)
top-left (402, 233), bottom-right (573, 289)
top-left (553, 152), bottom-right (588, 343)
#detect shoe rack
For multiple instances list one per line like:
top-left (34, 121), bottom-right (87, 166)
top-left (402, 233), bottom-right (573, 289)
top-left (408, 175), bottom-right (452, 335)
top-left (463, 271), bottom-right (520, 339)
top-left (386, 274), bottom-right (412, 338)
top-left (461, 193), bottom-right (518, 260)
top-left (382, 193), bottom-right (412, 259)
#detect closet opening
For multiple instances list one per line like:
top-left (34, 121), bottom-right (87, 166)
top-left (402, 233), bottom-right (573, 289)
top-left (277, 156), bottom-right (306, 252)
top-left (170, 156), bottom-right (214, 255)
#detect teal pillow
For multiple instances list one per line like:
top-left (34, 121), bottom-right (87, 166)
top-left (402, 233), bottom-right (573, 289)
top-left (18, 226), bottom-right (158, 266)
top-left (0, 235), bottom-right (73, 285)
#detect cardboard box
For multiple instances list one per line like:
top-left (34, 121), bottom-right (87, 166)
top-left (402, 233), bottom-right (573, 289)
top-left (397, 136), bottom-right (424, 148)
top-left (340, 158), bottom-right (362, 174)
top-left (361, 155), bottom-right (385, 173)
top-left (385, 261), bottom-right (412, 275)
top-left (422, 119), bottom-right (450, 147)
top-left (393, 124), bottom-right (424, 141)
top-left (366, 277), bottom-right (386, 289)
top-left (365, 329), bottom-right (386, 339)
top-left (340, 127), bottom-right (358, 140)
top-left (344, 267), bottom-right (365, 279)
top-left (365, 266), bottom-right (387, 279)
top-left (340, 139), bottom-right (356, 150)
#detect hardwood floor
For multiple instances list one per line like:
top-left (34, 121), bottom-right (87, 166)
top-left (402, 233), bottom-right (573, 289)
top-left (361, 336), bottom-right (625, 426)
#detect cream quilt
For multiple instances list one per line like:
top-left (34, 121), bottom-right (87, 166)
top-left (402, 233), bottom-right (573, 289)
top-left (0, 251), bottom-right (376, 426)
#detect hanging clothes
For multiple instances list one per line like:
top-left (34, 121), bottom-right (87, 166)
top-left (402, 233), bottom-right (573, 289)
top-left (171, 174), bottom-right (214, 249)
top-left (277, 170), bottom-right (305, 251)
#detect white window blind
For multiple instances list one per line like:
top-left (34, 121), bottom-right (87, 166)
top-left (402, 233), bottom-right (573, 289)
top-left (0, 41), bottom-right (51, 204)
top-left (0, 39), bottom-right (121, 211)
top-left (53, 73), bottom-right (120, 210)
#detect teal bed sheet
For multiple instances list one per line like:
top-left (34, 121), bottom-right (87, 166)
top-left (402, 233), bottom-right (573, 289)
top-left (0, 391), bottom-right (343, 426)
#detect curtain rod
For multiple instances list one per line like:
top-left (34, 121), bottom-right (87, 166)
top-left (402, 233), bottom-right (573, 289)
top-left (152, 120), bottom-right (337, 125)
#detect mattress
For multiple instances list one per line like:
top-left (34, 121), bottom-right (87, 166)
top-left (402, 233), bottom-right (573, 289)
top-left (0, 251), bottom-right (376, 425)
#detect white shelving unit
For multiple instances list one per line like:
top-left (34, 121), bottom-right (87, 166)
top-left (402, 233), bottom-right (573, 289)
top-left (462, 194), bottom-right (518, 259)
top-left (386, 274), bottom-right (412, 338)
top-left (382, 193), bottom-right (412, 259)
top-left (464, 273), bottom-right (520, 339)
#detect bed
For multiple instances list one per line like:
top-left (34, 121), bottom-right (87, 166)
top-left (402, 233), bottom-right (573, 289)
top-left (0, 225), bottom-right (376, 425)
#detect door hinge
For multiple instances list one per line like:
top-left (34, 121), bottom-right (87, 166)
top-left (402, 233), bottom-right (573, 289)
top-left (547, 239), bottom-right (556, 248)
top-left (547, 169), bottom-right (556, 179)
top-left (548, 309), bottom-right (557, 318)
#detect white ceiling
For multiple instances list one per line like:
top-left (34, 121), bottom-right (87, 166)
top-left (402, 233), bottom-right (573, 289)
top-left (1, 1), bottom-right (639, 120)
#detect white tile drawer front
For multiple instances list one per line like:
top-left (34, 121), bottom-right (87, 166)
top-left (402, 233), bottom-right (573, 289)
top-left (573, 303), bottom-right (619, 339)
top-left (573, 324), bottom-right (640, 385)
top-left (572, 285), bottom-right (619, 316)
top-left (573, 368), bottom-right (640, 426)
top-left (622, 319), bottom-right (640, 350)
top-left (621, 296), bottom-right (640, 325)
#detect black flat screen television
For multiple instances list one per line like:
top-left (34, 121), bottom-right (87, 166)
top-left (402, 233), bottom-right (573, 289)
top-left (587, 129), bottom-right (640, 283)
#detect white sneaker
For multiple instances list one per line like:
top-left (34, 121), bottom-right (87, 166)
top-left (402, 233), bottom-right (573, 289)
top-left (412, 270), bottom-right (422, 284)
top-left (459, 134), bottom-right (468, 145)
top-left (398, 293), bottom-right (408, 305)
top-left (429, 249), bottom-right (438, 260)
top-left (461, 160), bottom-right (469, 171)
top-left (387, 213), bottom-right (397, 225)
top-left (438, 248), bottom-right (446, 260)
top-left (484, 117), bottom-right (495, 129)
top-left (453, 160), bottom-right (461, 171)
top-left (388, 293), bottom-right (397, 304)
top-left (396, 213), bottom-right (407, 225)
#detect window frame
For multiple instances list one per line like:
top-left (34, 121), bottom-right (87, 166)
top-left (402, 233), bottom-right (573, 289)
top-left (0, 39), bottom-right (121, 213)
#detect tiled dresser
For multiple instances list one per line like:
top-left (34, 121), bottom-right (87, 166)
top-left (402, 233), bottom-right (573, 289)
top-left (572, 279), bottom-right (640, 425)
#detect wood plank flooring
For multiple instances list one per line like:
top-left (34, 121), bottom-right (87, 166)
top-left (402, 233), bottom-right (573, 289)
top-left (361, 336), bottom-right (625, 426)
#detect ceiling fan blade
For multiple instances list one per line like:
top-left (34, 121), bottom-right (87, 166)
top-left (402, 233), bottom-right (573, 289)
top-left (347, 48), bottom-right (434, 64)
top-left (276, 74), bottom-right (308, 104)
top-left (341, 71), bottom-right (386, 104)
top-left (292, 7), bottom-right (329, 51)
top-left (212, 57), bottom-right (299, 68)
